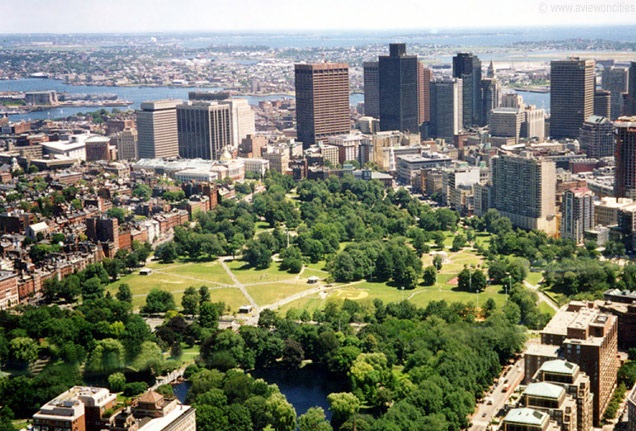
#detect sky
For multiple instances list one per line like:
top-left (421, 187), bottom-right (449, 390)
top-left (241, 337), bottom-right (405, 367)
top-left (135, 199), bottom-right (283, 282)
top-left (2, 0), bottom-right (636, 33)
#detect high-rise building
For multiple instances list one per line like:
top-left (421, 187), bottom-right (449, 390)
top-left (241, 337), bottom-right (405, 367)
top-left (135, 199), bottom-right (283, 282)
top-left (224, 99), bottom-right (255, 149)
top-left (602, 66), bottom-right (629, 119)
top-left (541, 302), bottom-right (618, 426)
top-left (534, 360), bottom-right (594, 431)
top-left (594, 89), bottom-right (611, 119)
top-left (137, 100), bottom-right (180, 159)
top-left (523, 106), bottom-right (546, 140)
top-left (428, 78), bottom-right (463, 142)
top-left (614, 116), bottom-right (636, 198)
top-left (453, 52), bottom-right (482, 128)
top-left (579, 115), bottom-right (613, 158)
top-left (418, 61), bottom-right (432, 124)
top-left (561, 187), bottom-right (595, 244)
top-left (295, 63), bottom-right (350, 149)
top-left (491, 153), bottom-right (557, 234)
top-left (111, 128), bottom-right (138, 161)
top-left (480, 77), bottom-right (500, 126)
top-left (177, 101), bottom-right (232, 160)
top-left (379, 43), bottom-right (419, 133)
top-left (490, 108), bottom-right (524, 143)
top-left (550, 59), bottom-right (595, 139)
top-left (363, 61), bottom-right (380, 118)
top-left (626, 62), bottom-right (636, 116)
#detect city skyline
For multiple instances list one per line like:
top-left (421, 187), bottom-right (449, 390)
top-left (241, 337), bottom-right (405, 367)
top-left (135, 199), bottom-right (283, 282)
top-left (3, 0), bottom-right (636, 34)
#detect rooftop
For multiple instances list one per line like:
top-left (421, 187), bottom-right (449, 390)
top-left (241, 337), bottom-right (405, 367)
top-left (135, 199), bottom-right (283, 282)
top-left (504, 408), bottom-right (548, 426)
top-left (524, 382), bottom-right (565, 400)
top-left (539, 359), bottom-right (578, 376)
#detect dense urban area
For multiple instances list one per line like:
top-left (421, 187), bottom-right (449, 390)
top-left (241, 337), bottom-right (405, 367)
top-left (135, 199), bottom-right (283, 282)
top-left (2, 27), bottom-right (636, 431)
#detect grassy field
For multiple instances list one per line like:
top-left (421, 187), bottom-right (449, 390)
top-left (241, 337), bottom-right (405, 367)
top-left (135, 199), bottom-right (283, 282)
top-left (538, 301), bottom-right (557, 317)
top-left (227, 260), bottom-right (298, 284)
top-left (245, 281), bottom-right (315, 307)
top-left (526, 272), bottom-right (543, 286)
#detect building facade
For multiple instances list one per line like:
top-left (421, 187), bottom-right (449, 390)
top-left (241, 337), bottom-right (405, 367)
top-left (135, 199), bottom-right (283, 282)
top-left (363, 61), bottom-right (380, 118)
top-left (550, 59), bottom-right (595, 139)
top-left (561, 187), bottom-right (594, 244)
top-left (295, 63), bottom-right (350, 149)
top-left (177, 101), bottom-right (232, 160)
top-left (137, 100), bottom-right (180, 159)
top-left (614, 116), bottom-right (636, 198)
top-left (379, 43), bottom-right (419, 133)
top-left (428, 78), bottom-right (463, 142)
top-left (453, 52), bottom-right (482, 128)
top-left (579, 115), bottom-right (613, 158)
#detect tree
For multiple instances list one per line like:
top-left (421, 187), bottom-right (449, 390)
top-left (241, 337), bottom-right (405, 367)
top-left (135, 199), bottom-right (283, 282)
top-left (9, 337), bottom-right (38, 366)
top-left (142, 289), bottom-right (176, 313)
top-left (116, 284), bottom-right (133, 303)
top-left (155, 241), bottom-right (179, 263)
top-left (103, 258), bottom-right (123, 280)
top-left (199, 286), bottom-right (211, 304)
top-left (422, 266), bottom-right (437, 286)
top-left (82, 277), bottom-right (105, 302)
top-left (182, 287), bottom-right (200, 317)
top-left (131, 341), bottom-right (164, 374)
top-left (457, 268), bottom-right (487, 292)
top-left (280, 246), bottom-right (303, 274)
top-left (86, 338), bottom-right (126, 374)
top-left (327, 392), bottom-right (360, 430)
top-left (243, 240), bottom-right (272, 269)
top-left (265, 392), bottom-right (297, 431)
top-left (107, 207), bottom-right (126, 224)
top-left (433, 254), bottom-right (443, 271)
top-left (133, 183), bottom-right (152, 200)
top-left (298, 407), bottom-right (333, 431)
top-left (108, 372), bottom-right (126, 392)
top-left (199, 302), bottom-right (224, 329)
top-left (451, 233), bottom-right (467, 252)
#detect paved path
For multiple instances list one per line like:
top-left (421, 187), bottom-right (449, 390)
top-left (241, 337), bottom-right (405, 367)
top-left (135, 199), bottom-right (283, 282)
top-left (523, 280), bottom-right (560, 312)
top-left (220, 257), bottom-right (260, 314)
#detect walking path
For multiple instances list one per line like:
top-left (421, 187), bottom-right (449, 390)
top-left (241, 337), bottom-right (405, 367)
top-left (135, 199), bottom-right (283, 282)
top-left (523, 280), bottom-right (560, 312)
top-left (219, 257), bottom-right (260, 313)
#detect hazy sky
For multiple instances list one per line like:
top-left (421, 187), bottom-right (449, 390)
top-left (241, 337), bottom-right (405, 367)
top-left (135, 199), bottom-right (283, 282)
top-left (2, 0), bottom-right (636, 33)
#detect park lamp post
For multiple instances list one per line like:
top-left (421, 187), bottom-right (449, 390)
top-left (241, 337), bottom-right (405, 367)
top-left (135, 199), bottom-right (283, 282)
top-left (506, 272), bottom-right (512, 301)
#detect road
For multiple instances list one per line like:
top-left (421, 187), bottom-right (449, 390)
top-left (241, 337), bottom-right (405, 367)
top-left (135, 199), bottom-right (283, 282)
top-left (469, 358), bottom-right (525, 431)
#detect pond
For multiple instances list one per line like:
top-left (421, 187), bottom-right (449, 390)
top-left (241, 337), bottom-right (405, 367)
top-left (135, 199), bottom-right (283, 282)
top-left (173, 365), bottom-right (348, 419)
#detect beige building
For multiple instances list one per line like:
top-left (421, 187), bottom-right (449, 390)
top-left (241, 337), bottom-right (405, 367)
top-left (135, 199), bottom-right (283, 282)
top-left (501, 408), bottom-right (561, 431)
top-left (518, 382), bottom-right (577, 431)
top-left (491, 152), bottom-right (557, 234)
top-left (138, 100), bottom-right (180, 159)
top-left (594, 197), bottom-right (633, 226)
top-left (534, 360), bottom-right (593, 431)
top-left (490, 108), bottom-right (524, 143)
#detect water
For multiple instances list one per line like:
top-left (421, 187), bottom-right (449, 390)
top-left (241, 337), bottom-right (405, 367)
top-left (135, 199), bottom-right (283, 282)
top-left (0, 79), bottom-right (364, 121)
top-left (515, 90), bottom-right (550, 111)
top-left (251, 367), bottom-right (348, 419)
top-left (173, 367), bottom-right (348, 419)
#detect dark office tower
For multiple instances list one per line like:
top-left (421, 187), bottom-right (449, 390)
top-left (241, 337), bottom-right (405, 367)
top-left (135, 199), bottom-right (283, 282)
top-left (550, 58), bottom-right (595, 139)
top-left (480, 78), bottom-right (500, 126)
top-left (295, 63), bottom-right (350, 149)
top-left (626, 62), bottom-right (636, 116)
top-left (579, 115), bottom-right (613, 158)
top-left (177, 101), bottom-right (232, 160)
top-left (363, 61), bottom-right (380, 118)
top-left (453, 52), bottom-right (482, 128)
top-left (594, 89), bottom-right (611, 118)
top-left (418, 62), bottom-right (432, 124)
top-left (379, 43), bottom-right (419, 133)
top-left (614, 116), bottom-right (636, 198)
top-left (601, 65), bottom-right (628, 119)
top-left (429, 78), bottom-right (463, 142)
top-left (137, 100), bottom-right (180, 159)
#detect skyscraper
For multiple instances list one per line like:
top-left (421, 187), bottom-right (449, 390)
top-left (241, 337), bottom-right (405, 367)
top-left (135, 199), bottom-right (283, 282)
top-left (614, 116), bottom-right (636, 198)
top-left (137, 100), bottom-right (180, 159)
top-left (602, 65), bottom-right (629, 119)
top-left (594, 90), bottom-right (611, 119)
top-left (418, 61), bottom-right (432, 125)
top-left (480, 77), bottom-right (501, 126)
top-left (491, 153), bottom-right (557, 234)
top-left (626, 62), bottom-right (636, 116)
top-left (224, 99), bottom-right (255, 148)
top-left (428, 78), bottom-right (463, 142)
top-left (379, 43), bottom-right (419, 133)
top-left (550, 58), bottom-right (595, 139)
top-left (294, 63), bottom-right (350, 149)
top-left (579, 115), bottom-right (613, 158)
top-left (561, 187), bottom-right (595, 244)
top-left (363, 61), bottom-right (380, 118)
top-left (177, 101), bottom-right (232, 160)
top-left (453, 52), bottom-right (482, 128)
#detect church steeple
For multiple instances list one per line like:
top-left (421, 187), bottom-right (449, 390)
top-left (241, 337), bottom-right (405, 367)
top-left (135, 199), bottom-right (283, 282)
top-left (487, 60), bottom-right (495, 78)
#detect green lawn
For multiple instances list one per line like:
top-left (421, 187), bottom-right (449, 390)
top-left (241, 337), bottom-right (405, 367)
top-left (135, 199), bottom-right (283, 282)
top-left (159, 261), bottom-right (234, 286)
top-left (245, 281), bottom-right (315, 307)
top-left (207, 288), bottom-right (251, 312)
top-left (538, 301), bottom-right (557, 317)
top-left (227, 260), bottom-right (297, 284)
top-left (526, 272), bottom-right (543, 286)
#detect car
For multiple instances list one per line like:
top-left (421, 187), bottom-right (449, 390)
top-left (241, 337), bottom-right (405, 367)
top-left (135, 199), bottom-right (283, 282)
top-left (482, 413), bottom-right (487, 417)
